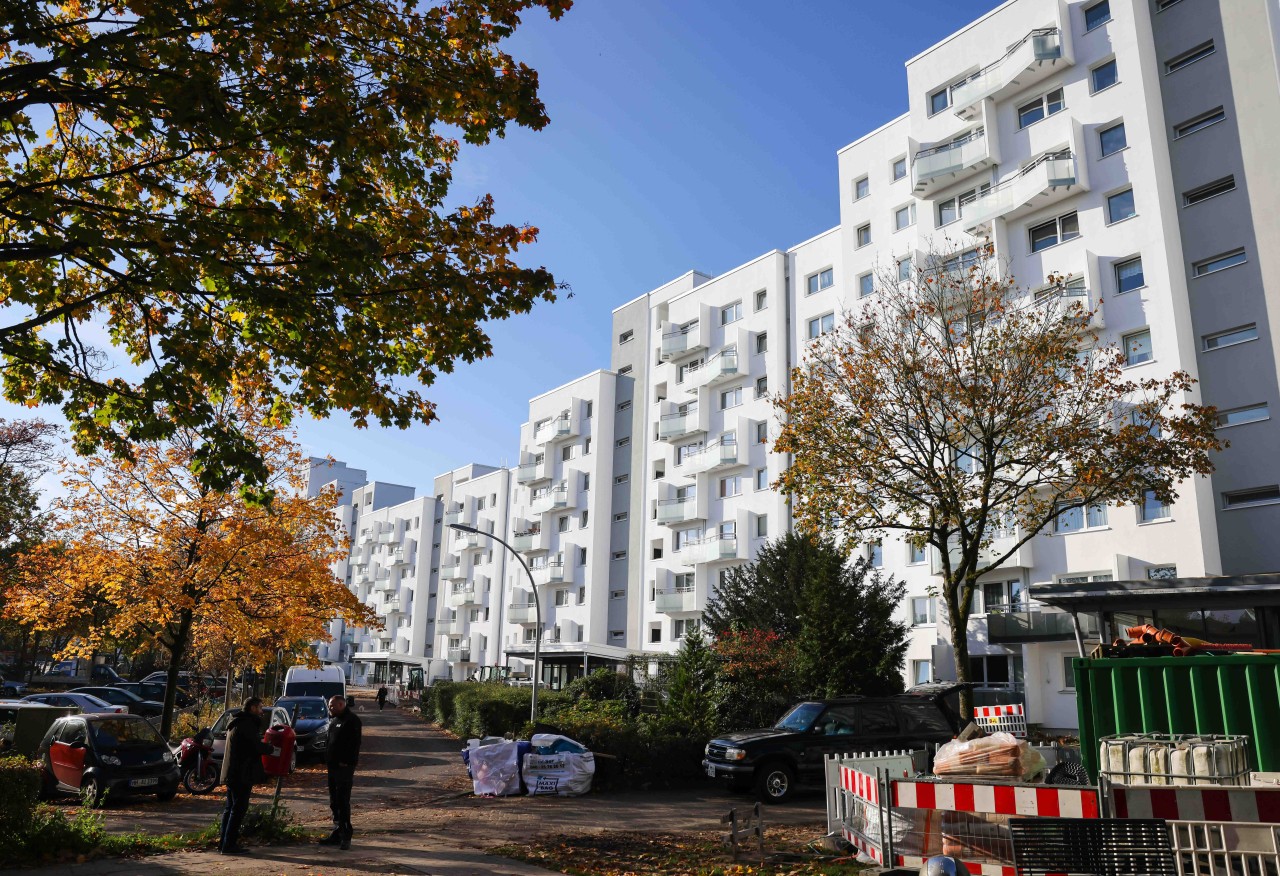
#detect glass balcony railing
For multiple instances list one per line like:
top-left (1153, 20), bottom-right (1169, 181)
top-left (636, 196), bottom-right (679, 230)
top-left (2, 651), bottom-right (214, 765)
top-left (657, 495), bottom-right (699, 524)
top-left (516, 460), bottom-right (547, 484)
top-left (440, 563), bottom-right (464, 580)
top-left (658, 408), bottom-right (701, 441)
top-left (446, 647), bottom-right (472, 663)
top-left (960, 151), bottom-right (1077, 230)
top-left (655, 586), bottom-right (697, 613)
top-left (682, 439), bottom-right (738, 475)
top-left (530, 483), bottom-right (571, 515)
top-left (506, 603), bottom-right (538, 624)
top-left (689, 350), bottom-right (739, 390)
top-left (512, 528), bottom-right (544, 553)
top-left (443, 508), bottom-right (466, 526)
top-left (531, 559), bottom-right (568, 585)
top-left (447, 586), bottom-right (477, 606)
top-left (950, 27), bottom-right (1064, 118)
top-left (534, 413), bottom-right (574, 444)
top-left (661, 324), bottom-right (702, 360)
top-left (986, 602), bottom-right (1100, 643)
top-left (913, 128), bottom-right (990, 192)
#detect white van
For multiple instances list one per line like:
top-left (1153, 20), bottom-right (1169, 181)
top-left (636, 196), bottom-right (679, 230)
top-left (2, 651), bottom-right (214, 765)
top-left (282, 666), bottom-right (346, 700)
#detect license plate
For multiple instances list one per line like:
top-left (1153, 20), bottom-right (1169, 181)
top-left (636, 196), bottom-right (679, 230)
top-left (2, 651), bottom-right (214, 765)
top-left (130, 777), bottom-right (159, 788)
top-left (705, 763), bottom-right (716, 778)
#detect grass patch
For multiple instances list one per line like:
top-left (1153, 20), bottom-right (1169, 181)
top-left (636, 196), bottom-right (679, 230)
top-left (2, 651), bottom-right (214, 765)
top-left (489, 828), bottom-right (869, 876)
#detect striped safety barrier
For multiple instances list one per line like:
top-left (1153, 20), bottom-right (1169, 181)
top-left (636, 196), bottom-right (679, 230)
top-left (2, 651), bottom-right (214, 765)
top-left (1111, 784), bottom-right (1280, 824)
top-left (840, 764), bottom-right (881, 805)
top-left (837, 765), bottom-right (885, 864)
top-left (892, 778), bottom-right (1102, 818)
top-left (972, 704), bottom-right (1028, 738)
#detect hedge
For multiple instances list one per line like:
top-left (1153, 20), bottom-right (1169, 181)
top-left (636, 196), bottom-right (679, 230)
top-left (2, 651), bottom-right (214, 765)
top-left (0, 757), bottom-right (41, 841)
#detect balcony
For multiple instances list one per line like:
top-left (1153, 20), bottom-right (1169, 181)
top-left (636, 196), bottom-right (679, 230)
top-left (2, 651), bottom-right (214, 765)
top-left (389, 548), bottom-right (410, 566)
top-left (383, 597), bottom-right (403, 615)
top-left (443, 618), bottom-right (466, 635)
top-left (377, 530), bottom-right (396, 545)
top-left (456, 531), bottom-right (485, 550)
top-left (692, 535), bottom-right (739, 565)
top-left (656, 585), bottom-right (697, 614)
top-left (355, 571), bottom-right (373, 586)
top-left (660, 323), bottom-right (704, 361)
top-left (961, 150), bottom-right (1080, 232)
top-left (686, 349), bottom-right (739, 393)
top-left (950, 27), bottom-right (1067, 120)
top-left (658, 407), bottom-right (704, 442)
top-left (448, 585), bottom-right (478, 607)
top-left (531, 560), bottom-right (571, 586)
top-left (913, 128), bottom-right (994, 195)
top-left (930, 529), bottom-right (1035, 575)
top-left (530, 483), bottom-right (572, 515)
top-left (506, 603), bottom-right (539, 625)
top-left (443, 507), bottom-right (466, 526)
top-left (985, 602), bottom-right (1101, 644)
top-left (681, 439), bottom-right (740, 477)
top-left (534, 412), bottom-right (575, 446)
top-left (1034, 277), bottom-right (1103, 330)
top-left (446, 647), bottom-right (472, 663)
top-left (373, 576), bottom-right (394, 593)
top-left (440, 562), bottom-right (465, 581)
top-left (512, 527), bottom-right (548, 554)
top-left (517, 460), bottom-right (548, 484)
top-left (657, 495), bottom-right (702, 525)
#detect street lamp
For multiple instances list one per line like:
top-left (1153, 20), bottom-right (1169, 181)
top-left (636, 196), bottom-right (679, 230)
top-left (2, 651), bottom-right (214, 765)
top-left (446, 522), bottom-right (542, 723)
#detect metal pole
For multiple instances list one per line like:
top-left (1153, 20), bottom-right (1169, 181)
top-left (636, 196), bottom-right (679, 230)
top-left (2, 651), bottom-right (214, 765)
top-left (448, 523), bottom-right (541, 725)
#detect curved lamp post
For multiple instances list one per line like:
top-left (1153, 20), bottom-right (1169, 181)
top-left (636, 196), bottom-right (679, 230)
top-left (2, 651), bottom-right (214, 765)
top-left (446, 522), bottom-right (541, 723)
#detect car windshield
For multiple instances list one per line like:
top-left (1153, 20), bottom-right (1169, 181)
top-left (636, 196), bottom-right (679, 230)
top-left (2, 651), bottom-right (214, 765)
top-left (278, 700), bottom-right (328, 720)
top-left (774, 702), bottom-right (825, 732)
top-left (90, 718), bottom-right (165, 749)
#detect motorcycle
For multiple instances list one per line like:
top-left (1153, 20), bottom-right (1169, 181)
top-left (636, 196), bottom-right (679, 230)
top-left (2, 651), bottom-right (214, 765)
top-left (177, 727), bottom-right (217, 794)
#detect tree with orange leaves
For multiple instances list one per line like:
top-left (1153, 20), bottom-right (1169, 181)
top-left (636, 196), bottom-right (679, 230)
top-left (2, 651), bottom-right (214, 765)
top-left (775, 248), bottom-right (1222, 718)
top-left (5, 395), bottom-right (375, 737)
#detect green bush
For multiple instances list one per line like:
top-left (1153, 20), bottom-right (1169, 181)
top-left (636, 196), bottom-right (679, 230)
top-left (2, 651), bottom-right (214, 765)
top-left (564, 668), bottom-right (639, 713)
top-left (0, 757), bottom-right (41, 841)
top-left (426, 680), bottom-right (462, 727)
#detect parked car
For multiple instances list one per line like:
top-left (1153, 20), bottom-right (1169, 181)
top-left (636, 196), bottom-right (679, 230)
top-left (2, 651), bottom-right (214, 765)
top-left (208, 704), bottom-right (292, 771)
top-left (0, 670), bottom-right (26, 697)
top-left (37, 713), bottom-right (179, 805)
top-left (30, 662), bottom-right (126, 689)
top-left (274, 696), bottom-right (330, 760)
top-left (71, 686), bottom-right (164, 718)
top-left (139, 672), bottom-right (223, 698)
top-left (701, 683), bottom-right (964, 803)
top-left (23, 692), bottom-right (129, 716)
top-left (114, 681), bottom-right (193, 709)
top-left (282, 665), bottom-right (345, 700)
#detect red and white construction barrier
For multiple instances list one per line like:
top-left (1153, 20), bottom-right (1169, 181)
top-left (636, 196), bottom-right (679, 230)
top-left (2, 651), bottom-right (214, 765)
top-left (1111, 784), bottom-right (1280, 824)
top-left (836, 765), bottom-right (885, 863)
top-left (893, 778), bottom-right (1101, 818)
top-left (840, 764), bottom-right (881, 805)
top-left (972, 704), bottom-right (1028, 738)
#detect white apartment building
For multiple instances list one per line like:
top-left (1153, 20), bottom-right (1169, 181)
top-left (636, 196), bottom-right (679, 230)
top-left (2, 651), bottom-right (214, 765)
top-left (433, 464), bottom-right (512, 680)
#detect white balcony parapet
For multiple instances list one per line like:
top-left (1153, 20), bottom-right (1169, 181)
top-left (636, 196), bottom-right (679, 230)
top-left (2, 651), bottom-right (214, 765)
top-left (383, 597), bottom-right (403, 614)
top-left (682, 438), bottom-right (739, 477)
top-left (530, 482), bottom-right (571, 515)
top-left (695, 535), bottom-right (739, 564)
top-left (534, 412), bottom-right (574, 445)
top-left (457, 531), bottom-right (485, 550)
top-left (388, 548), bottom-right (410, 566)
top-left (960, 150), bottom-right (1078, 231)
top-left (506, 603), bottom-right (538, 624)
top-left (531, 559), bottom-right (568, 586)
top-left (448, 585), bottom-right (477, 607)
top-left (686, 349), bottom-right (739, 392)
top-left (950, 27), bottom-right (1065, 119)
top-left (658, 407), bottom-right (702, 441)
top-left (443, 507), bottom-right (466, 526)
top-left (913, 128), bottom-right (992, 194)
top-left (512, 528), bottom-right (545, 553)
top-left (440, 562), bottom-right (465, 581)
top-left (655, 585), bottom-right (697, 613)
top-left (446, 647), bottom-right (472, 663)
top-left (660, 323), bottom-right (703, 361)
top-left (517, 460), bottom-right (548, 484)
top-left (657, 495), bottom-right (700, 525)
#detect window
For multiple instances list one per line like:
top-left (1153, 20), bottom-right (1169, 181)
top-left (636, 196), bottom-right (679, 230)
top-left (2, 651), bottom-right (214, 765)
top-left (755, 515), bottom-right (768, 538)
top-left (868, 541), bottom-right (883, 567)
top-left (613, 474), bottom-right (629, 484)
top-left (755, 422), bottom-right (768, 444)
top-left (719, 387), bottom-right (742, 410)
top-left (610, 630), bottom-right (624, 640)
top-left (911, 597), bottom-right (935, 625)
top-left (578, 547), bottom-right (587, 564)
top-left (894, 204), bottom-right (915, 231)
top-left (1054, 502), bottom-right (1108, 533)
top-left (1166, 41), bottom-right (1215, 74)
top-left (1217, 403), bottom-right (1269, 428)
top-left (892, 157), bottom-right (907, 180)
top-left (585, 401), bottom-right (593, 418)
top-left (1204, 324), bottom-right (1258, 351)
top-left (561, 445), bottom-right (572, 462)
top-left (617, 400), bottom-right (631, 411)
top-left (1107, 188), bottom-right (1136, 223)
top-left (1224, 486), bottom-right (1280, 508)
top-left (618, 329), bottom-right (634, 344)
top-left (1123, 329), bottom-right (1153, 366)
top-left (618, 364), bottom-right (632, 375)
top-left (1063, 655), bottom-right (1077, 690)
top-left (859, 272), bottom-right (874, 297)
top-left (911, 660), bottom-right (934, 687)
top-left (612, 511), bottom-right (628, 522)
top-left (808, 313), bottom-right (835, 338)
top-left (1091, 58), bottom-right (1118, 92)
top-left (580, 507), bottom-right (589, 525)
top-left (1156, 0), bottom-right (1184, 10)
top-left (718, 476), bottom-right (742, 498)
top-left (929, 87), bottom-right (951, 115)
top-left (720, 301), bottom-right (742, 325)
top-left (557, 515), bottom-right (569, 533)
top-left (855, 176), bottom-right (870, 200)
top-left (909, 542), bottom-right (927, 565)
top-left (612, 550), bottom-right (627, 561)
top-left (649, 626), bottom-right (661, 644)
top-left (1029, 211), bottom-right (1080, 253)
top-left (755, 332), bottom-right (768, 354)
top-left (1099, 122), bottom-right (1127, 157)
top-left (1138, 490), bottom-right (1171, 522)
top-left (807, 269), bottom-right (834, 295)
top-left (1018, 88), bottom-right (1064, 128)
top-left (1184, 176), bottom-right (1236, 206)
top-left (1085, 0), bottom-right (1111, 29)
top-left (897, 257), bottom-right (912, 283)
top-left (857, 224), bottom-right (871, 247)
top-left (583, 438), bottom-right (591, 455)
top-left (616, 436), bottom-right (630, 447)
top-left (1174, 107), bottom-right (1226, 139)
top-left (755, 376), bottom-right (768, 399)
top-left (755, 468), bottom-right (768, 490)
top-left (1194, 249), bottom-right (1247, 277)
top-left (755, 289), bottom-right (767, 311)
top-left (1115, 257), bottom-right (1144, 293)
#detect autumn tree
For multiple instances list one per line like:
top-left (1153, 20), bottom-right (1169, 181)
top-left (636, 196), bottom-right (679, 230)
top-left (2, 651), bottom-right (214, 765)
top-left (775, 250), bottom-right (1222, 718)
top-left (0, 0), bottom-right (570, 496)
top-left (4, 396), bottom-right (376, 736)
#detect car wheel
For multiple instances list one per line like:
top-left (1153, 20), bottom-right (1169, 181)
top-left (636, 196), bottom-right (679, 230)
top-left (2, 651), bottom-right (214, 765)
top-left (754, 761), bottom-right (794, 804)
top-left (81, 775), bottom-right (105, 807)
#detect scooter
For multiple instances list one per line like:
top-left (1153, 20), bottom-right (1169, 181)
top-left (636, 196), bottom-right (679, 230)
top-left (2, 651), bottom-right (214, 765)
top-left (177, 727), bottom-right (217, 794)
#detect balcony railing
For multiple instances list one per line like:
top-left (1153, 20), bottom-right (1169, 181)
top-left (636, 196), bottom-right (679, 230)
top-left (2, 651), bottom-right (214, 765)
top-left (440, 563), bottom-right (465, 580)
top-left (660, 324), bottom-right (703, 360)
top-left (530, 483), bottom-right (571, 515)
top-left (512, 528), bottom-right (545, 553)
top-left (377, 530), bottom-right (396, 544)
top-left (658, 407), bottom-right (702, 441)
top-left (531, 559), bottom-right (568, 585)
top-left (447, 585), bottom-right (477, 607)
top-left (446, 647), bottom-right (472, 663)
top-left (534, 413), bottom-right (574, 445)
top-left (930, 528), bottom-right (1034, 574)
top-left (681, 438), bottom-right (739, 476)
top-left (506, 603), bottom-right (538, 624)
top-left (655, 585), bottom-right (697, 613)
top-left (388, 548), bottom-right (410, 566)
top-left (517, 460), bottom-right (548, 484)
top-left (657, 495), bottom-right (700, 525)
top-left (960, 150), bottom-right (1078, 230)
top-left (443, 508), bottom-right (466, 526)
top-left (1035, 278), bottom-right (1103, 329)
top-left (985, 602), bottom-right (1101, 644)
top-left (373, 577), bottom-right (395, 593)
top-left (383, 597), bottom-right (403, 614)
top-left (687, 349), bottom-right (739, 391)
top-left (913, 128), bottom-right (992, 193)
top-left (693, 535), bottom-right (739, 564)
top-left (457, 531), bottom-right (484, 550)
top-left (950, 27), bottom-right (1065, 119)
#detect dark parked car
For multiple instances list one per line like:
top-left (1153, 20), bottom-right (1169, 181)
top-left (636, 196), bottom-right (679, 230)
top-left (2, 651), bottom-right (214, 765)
top-left (37, 713), bottom-right (179, 805)
top-left (0, 670), bottom-right (26, 697)
top-left (71, 686), bottom-right (164, 718)
top-left (114, 681), bottom-right (194, 709)
top-left (701, 684), bottom-right (964, 803)
top-left (274, 696), bottom-right (330, 760)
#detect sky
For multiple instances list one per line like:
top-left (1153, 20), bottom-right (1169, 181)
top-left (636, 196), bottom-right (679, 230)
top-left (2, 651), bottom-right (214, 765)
top-left (8, 0), bottom-right (1003, 493)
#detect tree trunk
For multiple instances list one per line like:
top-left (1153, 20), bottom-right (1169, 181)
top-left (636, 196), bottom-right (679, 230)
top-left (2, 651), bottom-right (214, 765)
top-left (947, 576), bottom-right (975, 722)
top-left (159, 609), bottom-right (194, 740)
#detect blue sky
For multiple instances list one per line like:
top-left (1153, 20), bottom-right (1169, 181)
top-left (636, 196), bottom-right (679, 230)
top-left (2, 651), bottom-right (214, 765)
top-left (302, 0), bottom-right (1002, 489)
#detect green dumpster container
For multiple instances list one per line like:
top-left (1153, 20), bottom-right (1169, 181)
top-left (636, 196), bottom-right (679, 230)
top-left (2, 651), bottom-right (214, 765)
top-left (1075, 653), bottom-right (1280, 782)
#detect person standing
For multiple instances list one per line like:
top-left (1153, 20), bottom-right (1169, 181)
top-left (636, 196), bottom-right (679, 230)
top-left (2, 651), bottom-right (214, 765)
top-left (219, 697), bottom-right (272, 855)
top-left (376, 685), bottom-right (387, 710)
top-left (320, 694), bottom-right (362, 850)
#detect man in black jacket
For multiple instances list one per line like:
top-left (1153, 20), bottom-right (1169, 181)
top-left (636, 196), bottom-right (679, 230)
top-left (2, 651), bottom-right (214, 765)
top-left (219, 698), bottom-right (273, 855)
top-left (320, 695), bottom-right (362, 850)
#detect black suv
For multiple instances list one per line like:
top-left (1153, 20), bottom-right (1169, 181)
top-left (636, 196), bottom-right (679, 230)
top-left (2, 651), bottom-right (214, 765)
top-left (702, 683), bottom-right (964, 803)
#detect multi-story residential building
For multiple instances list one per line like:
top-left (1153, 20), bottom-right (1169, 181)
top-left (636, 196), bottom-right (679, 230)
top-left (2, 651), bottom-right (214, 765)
top-left (503, 370), bottom-right (635, 688)
top-left (433, 464), bottom-right (513, 680)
